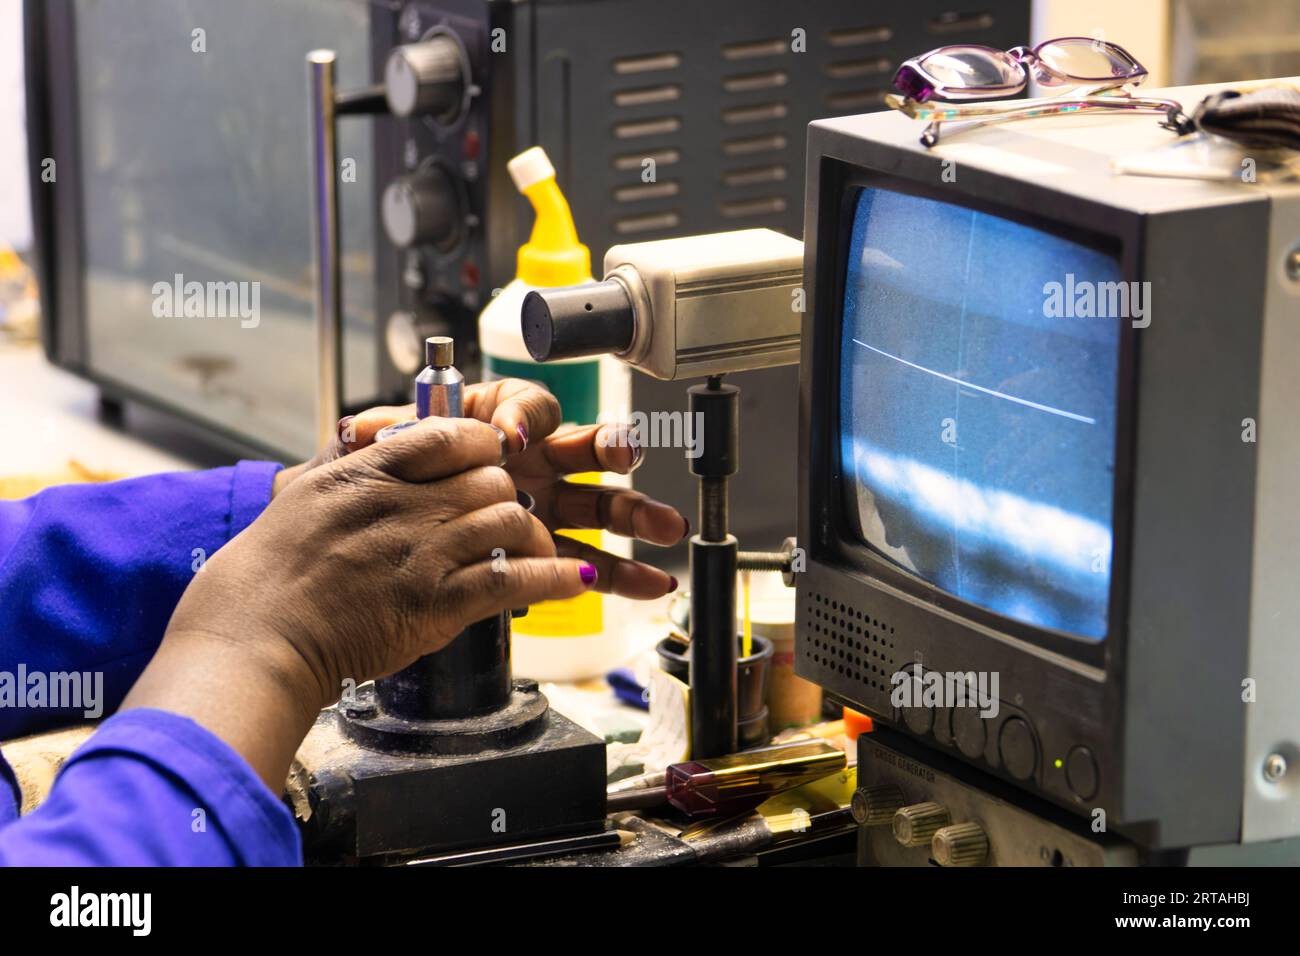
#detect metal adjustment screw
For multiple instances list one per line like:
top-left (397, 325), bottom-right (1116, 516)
top-left (1263, 753), bottom-right (1288, 782)
top-left (851, 783), bottom-right (906, 826)
top-left (779, 536), bottom-right (799, 587)
top-left (932, 822), bottom-right (989, 867)
top-left (736, 537), bottom-right (801, 587)
top-left (1287, 246), bottom-right (1300, 282)
top-left (892, 801), bottom-right (951, 847)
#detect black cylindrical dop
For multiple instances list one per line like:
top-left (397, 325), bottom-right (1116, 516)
top-left (687, 382), bottom-right (739, 478)
top-left (376, 613), bottom-right (512, 720)
top-left (521, 280), bottom-right (636, 362)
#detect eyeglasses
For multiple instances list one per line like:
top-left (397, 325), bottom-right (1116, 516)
top-left (888, 37), bottom-right (1189, 147)
top-left (895, 37), bottom-right (1148, 102)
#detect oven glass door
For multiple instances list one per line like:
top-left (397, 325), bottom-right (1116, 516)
top-left (74, 0), bottom-right (377, 459)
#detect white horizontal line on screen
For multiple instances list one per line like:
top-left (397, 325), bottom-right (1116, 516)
top-left (852, 339), bottom-right (1097, 425)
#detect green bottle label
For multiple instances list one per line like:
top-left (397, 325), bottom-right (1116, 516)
top-left (481, 355), bottom-right (600, 426)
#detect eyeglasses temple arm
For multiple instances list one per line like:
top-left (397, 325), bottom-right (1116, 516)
top-left (905, 96), bottom-right (1191, 148)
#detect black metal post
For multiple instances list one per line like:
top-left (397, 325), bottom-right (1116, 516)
top-left (688, 376), bottom-right (740, 757)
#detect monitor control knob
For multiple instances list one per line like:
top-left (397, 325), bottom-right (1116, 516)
top-left (932, 821), bottom-right (989, 866)
top-left (386, 308), bottom-right (451, 375)
top-left (892, 801), bottom-right (951, 848)
top-left (384, 34), bottom-right (468, 121)
top-left (851, 784), bottom-right (906, 826)
top-left (998, 716), bottom-right (1039, 781)
top-left (382, 168), bottom-right (461, 250)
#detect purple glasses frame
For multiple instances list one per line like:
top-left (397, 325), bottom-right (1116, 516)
top-left (893, 37), bottom-right (1149, 104)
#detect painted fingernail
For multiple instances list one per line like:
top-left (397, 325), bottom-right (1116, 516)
top-left (628, 434), bottom-right (644, 472)
top-left (579, 562), bottom-right (598, 587)
top-left (516, 423), bottom-right (529, 451)
top-left (668, 575), bottom-right (678, 593)
top-left (375, 420), bottom-right (419, 442)
top-left (681, 517), bottom-right (692, 541)
top-left (336, 415), bottom-right (356, 443)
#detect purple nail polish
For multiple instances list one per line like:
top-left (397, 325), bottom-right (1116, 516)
top-left (682, 517), bottom-right (692, 540)
top-left (668, 575), bottom-right (678, 593)
top-left (375, 420), bottom-right (419, 442)
top-left (579, 562), bottom-right (598, 587)
top-left (336, 415), bottom-right (356, 441)
top-left (516, 423), bottom-right (529, 451)
top-left (629, 442), bottom-right (644, 472)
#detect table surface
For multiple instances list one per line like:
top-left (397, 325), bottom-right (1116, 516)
top-left (0, 340), bottom-right (210, 481)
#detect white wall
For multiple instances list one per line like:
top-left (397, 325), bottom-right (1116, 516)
top-left (1032, 0), bottom-right (1171, 85)
top-left (0, 0), bottom-right (30, 251)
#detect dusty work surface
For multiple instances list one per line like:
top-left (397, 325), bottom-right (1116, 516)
top-left (0, 341), bottom-right (218, 489)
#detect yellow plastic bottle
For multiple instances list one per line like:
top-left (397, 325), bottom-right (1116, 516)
top-left (480, 146), bottom-right (633, 681)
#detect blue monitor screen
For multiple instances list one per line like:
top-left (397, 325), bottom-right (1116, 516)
top-left (838, 187), bottom-right (1121, 641)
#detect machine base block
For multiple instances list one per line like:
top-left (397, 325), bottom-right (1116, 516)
top-left (292, 696), bottom-right (606, 863)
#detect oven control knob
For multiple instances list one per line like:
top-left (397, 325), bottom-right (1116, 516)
top-left (382, 168), bottom-right (461, 250)
top-left (892, 801), bottom-right (950, 848)
top-left (932, 822), bottom-right (989, 866)
top-left (386, 309), bottom-right (452, 375)
top-left (851, 784), bottom-right (906, 827)
top-left (385, 35), bottom-right (467, 121)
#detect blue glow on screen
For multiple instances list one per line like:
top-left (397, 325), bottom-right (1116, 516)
top-left (838, 187), bottom-right (1121, 641)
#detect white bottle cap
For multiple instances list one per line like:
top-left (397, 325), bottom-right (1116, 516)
top-left (507, 146), bottom-right (556, 192)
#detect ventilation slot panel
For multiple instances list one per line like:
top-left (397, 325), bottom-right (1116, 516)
top-left (928, 10), bottom-right (995, 34)
top-left (613, 52), bottom-right (683, 75)
top-left (608, 50), bottom-right (686, 240)
top-left (613, 211), bottom-right (682, 235)
top-left (825, 89), bottom-right (888, 111)
top-left (722, 164), bottom-right (788, 188)
top-left (722, 134), bottom-right (788, 157)
top-left (824, 56), bottom-right (893, 80)
top-left (614, 181), bottom-right (681, 202)
top-left (722, 70), bottom-right (789, 93)
top-left (611, 148), bottom-right (681, 171)
top-left (613, 116), bottom-right (682, 139)
top-left (719, 196), bottom-right (786, 218)
top-left (722, 102), bottom-right (789, 124)
top-left (612, 84), bottom-right (682, 107)
top-left (826, 25), bottom-right (893, 47)
top-left (722, 37), bottom-right (788, 60)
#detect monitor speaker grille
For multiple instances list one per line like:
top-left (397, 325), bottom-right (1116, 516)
top-left (802, 591), bottom-right (896, 694)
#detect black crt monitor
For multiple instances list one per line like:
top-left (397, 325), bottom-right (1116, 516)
top-left (795, 79), bottom-right (1300, 850)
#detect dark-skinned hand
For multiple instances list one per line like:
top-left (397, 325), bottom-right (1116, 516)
top-left (283, 378), bottom-right (690, 597)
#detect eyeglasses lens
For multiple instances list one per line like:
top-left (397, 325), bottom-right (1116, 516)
top-left (919, 47), bottom-right (1021, 92)
top-left (1035, 38), bottom-right (1140, 83)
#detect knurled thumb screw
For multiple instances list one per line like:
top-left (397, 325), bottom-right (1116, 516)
top-left (893, 801), bottom-right (951, 847)
top-left (851, 783), bottom-right (906, 826)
